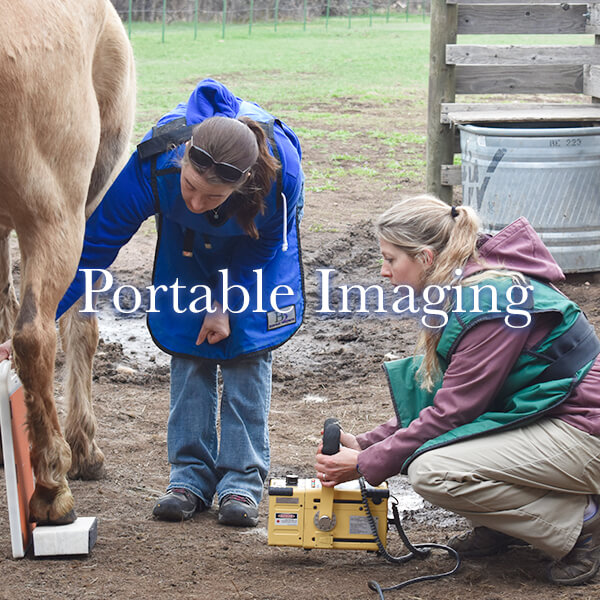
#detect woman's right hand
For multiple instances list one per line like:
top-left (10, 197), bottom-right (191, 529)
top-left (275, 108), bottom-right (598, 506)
top-left (314, 427), bottom-right (362, 487)
top-left (195, 303), bottom-right (231, 345)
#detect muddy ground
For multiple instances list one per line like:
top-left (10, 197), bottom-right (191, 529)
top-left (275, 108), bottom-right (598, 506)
top-left (1, 94), bottom-right (600, 600)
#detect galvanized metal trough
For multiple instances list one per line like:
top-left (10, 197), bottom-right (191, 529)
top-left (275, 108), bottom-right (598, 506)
top-left (460, 123), bottom-right (600, 273)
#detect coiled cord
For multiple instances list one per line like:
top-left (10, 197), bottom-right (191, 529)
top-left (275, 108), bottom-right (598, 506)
top-left (359, 477), bottom-right (461, 599)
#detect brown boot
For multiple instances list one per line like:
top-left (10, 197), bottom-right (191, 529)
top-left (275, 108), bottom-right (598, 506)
top-left (547, 498), bottom-right (600, 586)
top-left (448, 526), bottom-right (527, 558)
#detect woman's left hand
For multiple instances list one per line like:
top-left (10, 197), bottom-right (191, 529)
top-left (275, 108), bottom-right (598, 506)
top-left (0, 339), bottom-right (12, 362)
top-left (196, 303), bottom-right (231, 345)
top-left (315, 445), bottom-right (360, 488)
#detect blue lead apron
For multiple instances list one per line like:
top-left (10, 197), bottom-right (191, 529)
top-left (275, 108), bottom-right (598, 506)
top-left (137, 111), bottom-right (304, 361)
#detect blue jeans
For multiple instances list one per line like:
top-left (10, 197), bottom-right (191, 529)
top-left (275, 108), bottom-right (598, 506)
top-left (167, 351), bottom-right (272, 508)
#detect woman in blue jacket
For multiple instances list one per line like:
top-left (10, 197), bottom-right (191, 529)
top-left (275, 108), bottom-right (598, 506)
top-left (57, 79), bottom-right (305, 526)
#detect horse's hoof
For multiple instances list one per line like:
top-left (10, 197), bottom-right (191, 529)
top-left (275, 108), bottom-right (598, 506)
top-left (31, 508), bottom-right (77, 526)
top-left (68, 448), bottom-right (105, 480)
top-left (29, 484), bottom-right (76, 525)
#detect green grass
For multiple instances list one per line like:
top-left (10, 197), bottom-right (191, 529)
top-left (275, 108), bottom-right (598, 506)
top-left (128, 19), bottom-right (595, 192)
top-left (129, 16), bottom-right (431, 137)
top-left (129, 19), bottom-right (599, 136)
top-left (307, 222), bottom-right (339, 233)
top-left (370, 131), bottom-right (427, 146)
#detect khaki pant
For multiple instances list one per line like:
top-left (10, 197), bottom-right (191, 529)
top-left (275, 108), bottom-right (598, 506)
top-left (408, 418), bottom-right (600, 559)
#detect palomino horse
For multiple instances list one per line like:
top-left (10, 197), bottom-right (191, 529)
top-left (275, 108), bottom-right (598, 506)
top-left (0, 0), bottom-right (136, 523)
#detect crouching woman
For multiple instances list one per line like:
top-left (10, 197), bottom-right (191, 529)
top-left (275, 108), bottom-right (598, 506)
top-left (315, 194), bottom-right (600, 585)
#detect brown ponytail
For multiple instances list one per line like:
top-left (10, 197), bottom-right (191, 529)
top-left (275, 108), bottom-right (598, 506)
top-left (229, 116), bottom-right (279, 239)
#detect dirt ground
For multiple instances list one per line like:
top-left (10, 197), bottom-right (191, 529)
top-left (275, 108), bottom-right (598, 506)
top-left (1, 95), bottom-right (600, 600)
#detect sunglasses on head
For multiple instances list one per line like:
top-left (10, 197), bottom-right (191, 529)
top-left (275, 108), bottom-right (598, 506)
top-left (188, 138), bottom-right (250, 183)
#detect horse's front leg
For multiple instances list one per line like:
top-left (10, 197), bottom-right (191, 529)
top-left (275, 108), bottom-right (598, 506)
top-left (13, 216), bottom-right (85, 524)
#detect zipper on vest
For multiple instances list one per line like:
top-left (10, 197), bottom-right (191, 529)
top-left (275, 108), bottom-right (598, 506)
top-left (182, 228), bottom-right (194, 257)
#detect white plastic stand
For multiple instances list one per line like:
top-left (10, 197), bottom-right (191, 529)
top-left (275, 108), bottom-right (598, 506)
top-left (0, 360), bottom-right (97, 557)
top-left (0, 361), bottom-right (31, 557)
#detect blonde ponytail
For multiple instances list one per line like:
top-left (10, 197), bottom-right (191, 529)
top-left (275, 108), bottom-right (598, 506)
top-left (376, 194), bottom-right (482, 391)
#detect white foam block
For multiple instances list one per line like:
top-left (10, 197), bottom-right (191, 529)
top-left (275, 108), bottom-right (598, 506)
top-left (33, 517), bottom-right (98, 556)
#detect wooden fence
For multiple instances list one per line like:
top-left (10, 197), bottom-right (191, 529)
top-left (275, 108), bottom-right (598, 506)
top-left (426, 0), bottom-right (600, 203)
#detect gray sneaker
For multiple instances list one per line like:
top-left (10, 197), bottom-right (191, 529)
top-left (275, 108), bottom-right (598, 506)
top-left (548, 499), bottom-right (600, 586)
top-left (153, 488), bottom-right (202, 521)
top-left (218, 494), bottom-right (259, 527)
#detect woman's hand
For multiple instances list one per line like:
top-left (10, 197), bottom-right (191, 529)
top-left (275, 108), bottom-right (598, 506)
top-left (196, 303), bottom-right (231, 345)
top-left (315, 445), bottom-right (360, 487)
top-left (0, 339), bottom-right (12, 362)
top-left (339, 430), bottom-right (361, 451)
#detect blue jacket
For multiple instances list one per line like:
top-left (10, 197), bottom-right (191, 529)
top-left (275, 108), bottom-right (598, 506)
top-left (57, 79), bottom-right (305, 361)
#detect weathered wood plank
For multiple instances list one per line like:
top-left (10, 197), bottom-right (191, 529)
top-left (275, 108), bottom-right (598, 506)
top-left (448, 0), bottom-right (600, 4)
top-left (448, 1), bottom-right (600, 4)
top-left (596, 5), bottom-right (600, 102)
top-left (441, 102), bottom-right (600, 124)
top-left (455, 65), bottom-right (583, 93)
top-left (589, 5), bottom-right (600, 34)
top-left (583, 64), bottom-right (600, 97)
top-left (446, 45), bottom-right (600, 66)
top-left (441, 164), bottom-right (462, 187)
top-left (457, 4), bottom-right (588, 35)
top-left (427, 0), bottom-right (458, 203)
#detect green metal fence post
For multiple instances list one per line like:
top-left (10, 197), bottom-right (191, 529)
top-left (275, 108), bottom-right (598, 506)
top-left (326, 0), bottom-right (330, 30)
top-left (275, 0), bottom-right (279, 32)
top-left (128, 0), bottom-right (132, 38)
top-left (162, 0), bottom-right (166, 42)
top-left (194, 0), bottom-right (198, 40)
top-left (303, 0), bottom-right (307, 31)
top-left (406, 0), bottom-right (410, 22)
top-left (249, 0), bottom-right (254, 35)
top-left (348, 0), bottom-right (352, 29)
top-left (222, 0), bottom-right (227, 39)
top-left (369, 0), bottom-right (373, 26)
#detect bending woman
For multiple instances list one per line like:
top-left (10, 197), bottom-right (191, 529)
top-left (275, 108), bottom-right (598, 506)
top-left (58, 79), bottom-right (305, 527)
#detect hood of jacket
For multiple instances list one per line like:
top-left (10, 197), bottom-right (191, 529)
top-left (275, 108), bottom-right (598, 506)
top-left (462, 216), bottom-right (565, 283)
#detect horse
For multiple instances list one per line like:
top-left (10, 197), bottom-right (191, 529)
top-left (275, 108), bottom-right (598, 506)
top-left (0, 0), bottom-right (136, 523)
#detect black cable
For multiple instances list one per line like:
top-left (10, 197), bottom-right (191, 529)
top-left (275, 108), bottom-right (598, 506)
top-left (359, 478), bottom-right (461, 599)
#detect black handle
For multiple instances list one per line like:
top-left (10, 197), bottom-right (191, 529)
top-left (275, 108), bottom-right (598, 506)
top-left (322, 418), bottom-right (341, 455)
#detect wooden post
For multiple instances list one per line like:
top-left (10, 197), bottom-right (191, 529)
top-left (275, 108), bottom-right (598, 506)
top-left (594, 5), bottom-right (600, 104)
top-left (426, 0), bottom-right (457, 204)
